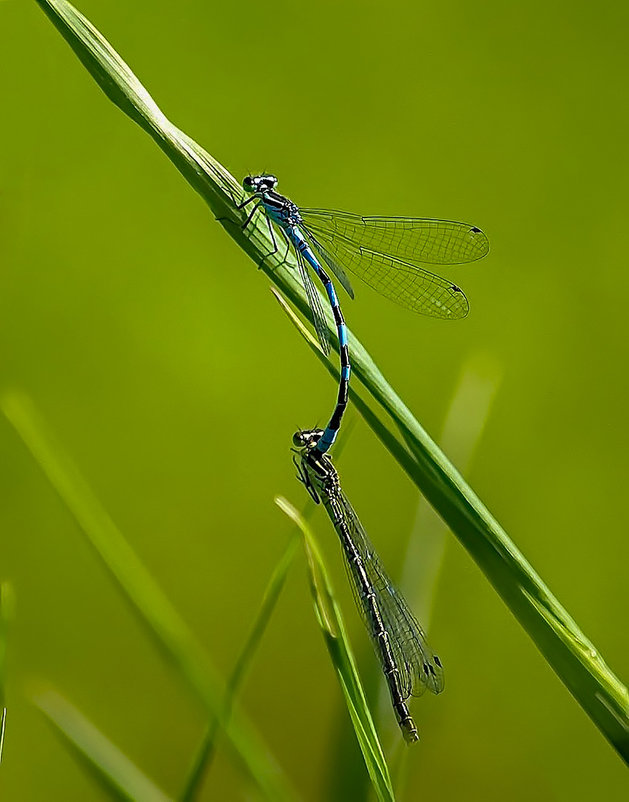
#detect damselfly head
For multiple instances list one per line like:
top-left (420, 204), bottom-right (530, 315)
top-left (292, 428), bottom-right (325, 449)
top-left (242, 174), bottom-right (277, 194)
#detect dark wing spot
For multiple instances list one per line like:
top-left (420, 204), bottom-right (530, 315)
top-left (434, 655), bottom-right (442, 668)
top-left (470, 226), bottom-right (481, 233)
top-left (451, 284), bottom-right (462, 293)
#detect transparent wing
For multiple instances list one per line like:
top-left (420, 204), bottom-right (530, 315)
top-left (301, 208), bottom-right (489, 266)
top-left (300, 212), bottom-right (472, 319)
top-left (295, 246), bottom-right (331, 356)
top-left (333, 491), bottom-right (444, 698)
top-left (300, 225), bottom-right (355, 299)
top-left (309, 233), bottom-right (469, 319)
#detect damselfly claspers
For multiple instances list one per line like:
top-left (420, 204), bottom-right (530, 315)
top-left (293, 428), bottom-right (444, 742)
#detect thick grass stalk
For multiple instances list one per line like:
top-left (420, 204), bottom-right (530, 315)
top-left (33, 0), bottom-right (629, 761)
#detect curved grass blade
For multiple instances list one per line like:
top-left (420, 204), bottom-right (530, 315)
top-left (33, 0), bottom-right (629, 762)
top-left (275, 497), bottom-right (395, 802)
top-left (35, 689), bottom-right (173, 802)
top-left (0, 392), bottom-right (297, 802)
top-left (180, 535), bottom-right (299, 802)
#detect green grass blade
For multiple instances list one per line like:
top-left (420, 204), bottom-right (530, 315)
top-left (0, 391), bottom-right (298, 802)
top-left (272, 289), bottom-right (629, 762)
top-left (35, 689), bottom-right (173, 802)
top-left (385, 356), bottom-right (503, 792)
top-left (180, 535), bottom-right (299, 802)
top-left (0, 709), bottom-right (5, 767)
top-left (401, 353), bottom-right (503, 628)
top-left (275, 497), bottom-right (395, 802)
top-left (0, 582), bottom-right (14, 765)
top-left (33, 0), bottom-right (629, 761)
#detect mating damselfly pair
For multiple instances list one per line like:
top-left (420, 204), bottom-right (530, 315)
top-left (239, 173), bottom-right (488, 741)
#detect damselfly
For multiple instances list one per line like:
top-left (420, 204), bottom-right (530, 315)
top-left (239, 174), bottom-right (489, 453)
top-left (239, 174), bottom-right (350, 455)
top-left (293, 428), bottom-right (444, 742)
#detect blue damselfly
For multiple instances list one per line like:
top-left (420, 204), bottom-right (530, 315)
top-left (293, 428), bottom-right (444, 742)
top-left (240, 175), bottom-right (489, 454)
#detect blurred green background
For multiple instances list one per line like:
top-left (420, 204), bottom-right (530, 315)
top-left (1, 0), bottom-right (628, 798)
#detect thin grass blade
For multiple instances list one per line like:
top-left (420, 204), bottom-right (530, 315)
top-left (401, 353), bottom-right (503, 627)
top-left (35, 689), bottom-right (173, 802)
top-left (384, 355), bottom-right (503, 792)
top-left (180, 535), bottom-right (299, 802)
top-left (0, 582), bottom-right (13, 765)
top-left (0, 391), bottom-right (297, 802)
top-left (275, 497), bottom-right (395, 802)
